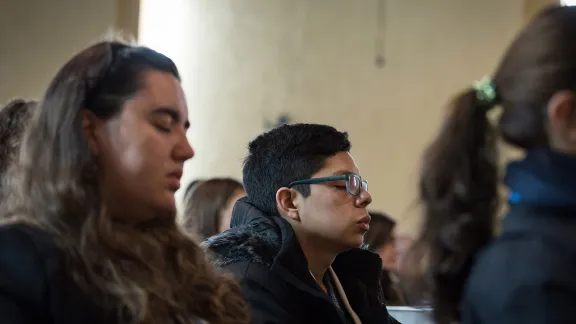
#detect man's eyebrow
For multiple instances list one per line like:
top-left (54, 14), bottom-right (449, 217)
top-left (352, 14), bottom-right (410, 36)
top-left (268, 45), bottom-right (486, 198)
top-left (330, 170), bottom-right (356, 176)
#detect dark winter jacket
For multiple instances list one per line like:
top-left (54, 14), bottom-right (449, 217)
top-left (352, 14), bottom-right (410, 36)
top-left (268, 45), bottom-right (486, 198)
top-left (204, 197), bottom-right (399, 324)
top-left (463, 150), bottom-right (576, 324)
top-left (0, 223), bottom-right (119, 323)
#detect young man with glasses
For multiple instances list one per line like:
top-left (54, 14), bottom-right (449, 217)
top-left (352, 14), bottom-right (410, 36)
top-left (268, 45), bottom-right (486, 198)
top-left (205, 124), bottom-right (398, 324)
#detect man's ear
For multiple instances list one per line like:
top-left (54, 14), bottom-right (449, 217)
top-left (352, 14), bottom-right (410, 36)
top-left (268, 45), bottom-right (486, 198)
top-left (82, 109), bottom-right (103, 155)
top-left (276, 187), bottom-right (300, 222)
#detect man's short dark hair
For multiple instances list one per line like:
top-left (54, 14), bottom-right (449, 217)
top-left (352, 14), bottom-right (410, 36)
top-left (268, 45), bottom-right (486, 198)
top-left (242, 123), bottom-right (351, 215)
top-left (0, 99), bottom-right (37, 177)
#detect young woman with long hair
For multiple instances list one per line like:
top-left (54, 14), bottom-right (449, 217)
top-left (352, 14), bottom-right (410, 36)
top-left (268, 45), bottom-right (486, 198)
top-left (0, 41), bottom-right (249, 324)
top-left (406, 5), bottom-right (576, 324)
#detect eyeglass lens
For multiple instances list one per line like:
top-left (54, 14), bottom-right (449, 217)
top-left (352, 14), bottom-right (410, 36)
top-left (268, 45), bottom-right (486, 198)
top-left (347, 174), bottom-right (367, 195)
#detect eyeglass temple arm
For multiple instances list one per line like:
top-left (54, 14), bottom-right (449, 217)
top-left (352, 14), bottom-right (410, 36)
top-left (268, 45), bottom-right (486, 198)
top-left (288, 175), bottom-right (348, 187)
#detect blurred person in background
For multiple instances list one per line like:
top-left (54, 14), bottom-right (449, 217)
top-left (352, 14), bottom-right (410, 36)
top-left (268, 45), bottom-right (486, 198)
top-left (394, 234), bottom-right (414, 274)
top-left (181, 177), bottom-right (245, 239)
top-left (0, 99), bottom-right (36, 205)
top-left (0, 41), bottom-right (248, 324)
top-left (405, 5), bottom-right (576, 324)
top-left (183, 179), bottom-right (203, 197)
top-left (363, 211), bottom-right (407, 306)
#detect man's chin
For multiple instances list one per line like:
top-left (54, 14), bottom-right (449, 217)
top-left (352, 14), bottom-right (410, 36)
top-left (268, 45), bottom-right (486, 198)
top-left (338, 237), bottom-right (364, 252)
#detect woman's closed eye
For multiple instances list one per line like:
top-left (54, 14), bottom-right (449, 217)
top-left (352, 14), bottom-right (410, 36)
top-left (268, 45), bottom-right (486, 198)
top-left (155, 124), bottom-right (171, 132)
top-left (153, 117), bottom-right (173, 133)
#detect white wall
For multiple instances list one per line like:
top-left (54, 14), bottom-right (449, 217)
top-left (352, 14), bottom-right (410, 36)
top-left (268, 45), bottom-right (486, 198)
top-left (0, 0), bottom-right (117, 103)
top-left (140, 0), bottom-right (523, 233)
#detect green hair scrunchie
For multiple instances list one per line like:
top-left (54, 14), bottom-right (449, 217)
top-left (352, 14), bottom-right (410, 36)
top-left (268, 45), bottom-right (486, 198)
top-left (473, 76), bottom-right (497, 105)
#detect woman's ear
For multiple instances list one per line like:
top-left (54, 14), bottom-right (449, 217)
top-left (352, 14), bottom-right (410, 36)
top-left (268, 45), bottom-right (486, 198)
top-left (276, 187), bottom-right (300, 222)
top-left (82, 109), bottom-right (103, 155)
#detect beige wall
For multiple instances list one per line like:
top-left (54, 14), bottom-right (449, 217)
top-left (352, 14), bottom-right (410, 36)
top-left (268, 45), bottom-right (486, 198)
top-left (0, 0), bottom-right (125, 104)
top-left (139, 0), bottom-right (524, 233)
top-left (0, 0), bottom-right (563, 233)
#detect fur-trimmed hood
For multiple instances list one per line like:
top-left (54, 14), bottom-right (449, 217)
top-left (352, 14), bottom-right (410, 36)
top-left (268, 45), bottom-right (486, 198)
top-left (203, 197), bottom-right (285, 268)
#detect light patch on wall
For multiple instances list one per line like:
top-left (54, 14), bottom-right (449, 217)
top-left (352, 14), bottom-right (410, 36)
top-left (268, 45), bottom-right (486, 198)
top-left (562, 0), bottom-right (576, 5)
top-left (138, 0), bottom-right (192, 211)
top-left (138, 0), bottom-right (190, 73)
top-left (135, 0), bottom-right (524, 233)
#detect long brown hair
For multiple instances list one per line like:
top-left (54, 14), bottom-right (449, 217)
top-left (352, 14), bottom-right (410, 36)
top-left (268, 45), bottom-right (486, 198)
top-left (5, 41), bottom-right (248, 323)
top-left (405, 5), bottom-right (576, 323)
top-left (182, 178), bottom-right (244, 239)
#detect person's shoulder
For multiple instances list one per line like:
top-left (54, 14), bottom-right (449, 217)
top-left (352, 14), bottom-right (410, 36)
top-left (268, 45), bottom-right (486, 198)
top-left (469, 237), bottom-right (541, 284)
top-left (0, 222), bottom-right (60, 267)
top-left (0, 222), bottom-right (58, 256)
top-left (221, 260), bottom-right (296, 322)
top-left (473, 230), bottom-right (573, 277)
top-left (466, 233), bottom-right (576, 304)
top-left (0, 222), bottom-right (60, 303)
top-left (334, 247), bottom-right (382, 282)
top-left (464, 226), bottom-right (576, 323)
top-left (219, 259), bottom-right (275, 283)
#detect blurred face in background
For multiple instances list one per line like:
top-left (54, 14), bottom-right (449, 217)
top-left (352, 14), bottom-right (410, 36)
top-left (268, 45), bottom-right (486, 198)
top-left (377, 233), bottom-right (398, 271)
top-left (395, 235), bottom-right (415, 273)
top-left (363, 211), bottom-right (398, 271)
top-left (218, 188), bottom-right (246, 232)
top-left (182, 178), bottom-right (245, 238)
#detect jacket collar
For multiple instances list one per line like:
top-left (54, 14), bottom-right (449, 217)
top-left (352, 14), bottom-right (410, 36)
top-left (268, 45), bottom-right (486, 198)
top-left (505, 149), bottom-right (576, 207)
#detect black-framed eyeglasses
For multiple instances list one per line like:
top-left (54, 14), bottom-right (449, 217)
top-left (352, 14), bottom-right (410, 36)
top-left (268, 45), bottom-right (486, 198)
top-left (288, 174), bottom-right (368, 196)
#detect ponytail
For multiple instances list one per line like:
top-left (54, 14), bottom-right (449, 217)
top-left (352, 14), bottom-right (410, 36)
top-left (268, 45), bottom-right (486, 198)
top-left (408, 87), bottom-right (499, 323)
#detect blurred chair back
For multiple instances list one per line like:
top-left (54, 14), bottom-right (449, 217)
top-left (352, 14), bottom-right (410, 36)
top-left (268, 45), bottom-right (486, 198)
top-left (387, 306), bottom-right (433, 324)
